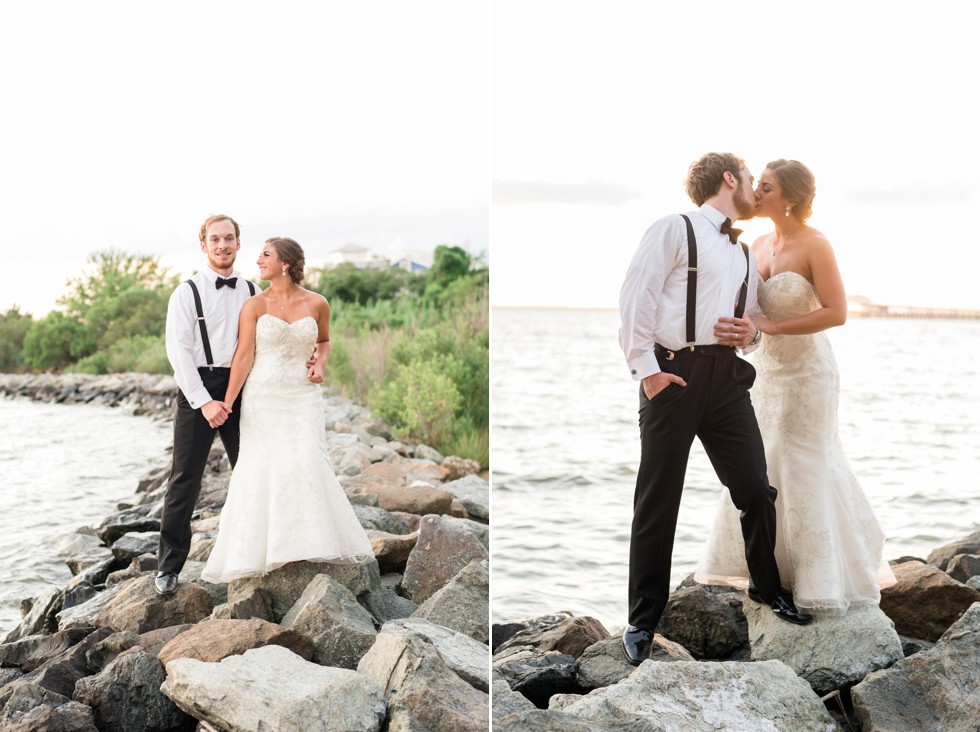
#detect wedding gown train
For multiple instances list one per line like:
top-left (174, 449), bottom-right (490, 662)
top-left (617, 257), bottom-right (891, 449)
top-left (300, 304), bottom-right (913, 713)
top-left (695, 272), bottom-right (895, 615)
top-left (201, 314), bottom-right (373, 583)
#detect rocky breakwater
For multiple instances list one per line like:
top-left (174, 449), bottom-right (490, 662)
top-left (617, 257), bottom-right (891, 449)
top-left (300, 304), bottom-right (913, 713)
top-left (0, 390), bottom-right (490, 731)
top-left (0, 373), bottom-right (179, 418)
top-left (492, 529), bottom-right (980, 732)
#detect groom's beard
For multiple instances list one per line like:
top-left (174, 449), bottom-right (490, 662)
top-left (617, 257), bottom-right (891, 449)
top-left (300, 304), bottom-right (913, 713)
top-left (733, 186), bottom-right (757, 221)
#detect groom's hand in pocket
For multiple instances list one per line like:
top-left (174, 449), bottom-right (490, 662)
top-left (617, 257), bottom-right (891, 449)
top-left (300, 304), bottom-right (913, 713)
top-left (642, 372), bottom-right (686, 401)
top-left (201, 399), bottom-right (232, 428)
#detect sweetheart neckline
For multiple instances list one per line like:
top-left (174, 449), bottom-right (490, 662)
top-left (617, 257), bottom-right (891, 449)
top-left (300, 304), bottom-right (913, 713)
top-left (763, 270), bottom-right (812, 286)
top-left (258, 313), bottom-right (316, 327)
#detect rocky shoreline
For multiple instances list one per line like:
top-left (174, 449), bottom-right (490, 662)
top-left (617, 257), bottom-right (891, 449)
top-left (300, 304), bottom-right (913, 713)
top-left (0, 374), bottom-right (490, 731)
top-left (492, 533), bottom-right (980, 731)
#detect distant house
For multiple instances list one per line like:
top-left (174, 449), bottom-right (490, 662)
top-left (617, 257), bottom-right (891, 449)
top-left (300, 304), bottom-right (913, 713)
top-left (324, 243), bottom-right (387, 269)
top-left (394, 257), bottom-right (429, 274)
top-left (393, 250), bottom-right (433, 274)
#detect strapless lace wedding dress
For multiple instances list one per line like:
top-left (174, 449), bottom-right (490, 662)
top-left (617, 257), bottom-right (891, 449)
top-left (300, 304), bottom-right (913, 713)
top-left (201, 314), bottom-right (373, 583)
top-left (695, 272), bottom-right (895, 615)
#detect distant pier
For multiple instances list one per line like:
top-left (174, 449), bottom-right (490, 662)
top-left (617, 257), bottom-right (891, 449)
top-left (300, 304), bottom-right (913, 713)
top-left (847, 296), bottom-right (980, 320)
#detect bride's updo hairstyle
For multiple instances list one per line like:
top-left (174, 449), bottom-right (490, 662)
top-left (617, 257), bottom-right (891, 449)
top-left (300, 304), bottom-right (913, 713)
top-left (767, 159), bottom-right (817, 223)
top-left (266, 237), bottom-right (305, 284)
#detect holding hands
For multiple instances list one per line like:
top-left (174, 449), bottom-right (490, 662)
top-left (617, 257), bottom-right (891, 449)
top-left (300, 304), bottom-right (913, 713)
top-left (201, 399), bottom-right (233, 428)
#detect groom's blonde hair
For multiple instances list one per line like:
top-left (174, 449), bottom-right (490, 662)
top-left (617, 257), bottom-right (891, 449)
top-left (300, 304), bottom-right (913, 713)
top-left (199, 214), bottom-right (241, 244)
top-left (685, 153), bottom-right (744, 206)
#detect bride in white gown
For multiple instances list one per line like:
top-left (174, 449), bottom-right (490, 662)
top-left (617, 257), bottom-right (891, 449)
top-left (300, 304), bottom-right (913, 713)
top-left (202, 237), bottom-right (373, 583)
top-left (696, 160), bottom-right (895, 616)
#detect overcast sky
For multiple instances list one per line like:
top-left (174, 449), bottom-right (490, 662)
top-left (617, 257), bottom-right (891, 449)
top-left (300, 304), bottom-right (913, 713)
top-left (493, 1), bottom-right (980, 310)
top-left (1, 2), bottom-right (489, 316)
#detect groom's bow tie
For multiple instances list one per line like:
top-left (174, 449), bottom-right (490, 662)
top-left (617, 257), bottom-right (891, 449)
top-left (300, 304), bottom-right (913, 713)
top-left (215, 276), bottom-right (238, 290)
top-left (720, 218), bottom-right (742, 245)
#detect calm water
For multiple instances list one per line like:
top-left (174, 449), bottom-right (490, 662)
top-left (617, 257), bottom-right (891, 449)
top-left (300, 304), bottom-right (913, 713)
top-left (0, 398), bottom-right (171, 636)
top-left (491, 308), bottom-right (980, 630)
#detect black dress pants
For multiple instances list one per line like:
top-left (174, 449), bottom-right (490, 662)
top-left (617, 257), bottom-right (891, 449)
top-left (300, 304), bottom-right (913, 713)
top-left (158, 368), bottom-right (243, 576)
top-left (628, 346), bottom-right (781, 631)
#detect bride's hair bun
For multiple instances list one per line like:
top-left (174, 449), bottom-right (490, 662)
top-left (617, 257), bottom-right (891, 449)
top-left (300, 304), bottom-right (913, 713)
top-left (766, 159), bottom-right (816, 223)
top-left (266, 237), bottom-right (305, 284)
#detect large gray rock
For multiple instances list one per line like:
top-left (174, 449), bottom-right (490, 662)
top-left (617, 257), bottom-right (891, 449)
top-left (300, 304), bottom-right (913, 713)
top-left (55, 532), bottom-right (113, 575)
top-left (3, 586), bottom-right (62, 643)
top-left (926, 530), bottom-right (980, 571)
top-left (57, 584), bottom-right (128, 631)
top-left (163, 644), bottom-right (386, 732)
top-left (852, 601), bottom-right (980, 732)
top-left (494, 611), bottom-right (607, 661)
top-left (412, 558), bottom-right (489, 643)
top-left (109, 531), bottom-right (159, 561)
top-left (157, 618), bottom-right (314, 665)
top-left (443, 474), bottom-right (489, 522)
top-left (576, 634), bottom-right (694, 692)
top-left (97, 508), bottom-right (160, 544)
top-left (402, 515), bottom-right (489, 604)
top-left (358, 621), bottom-right (489, 731)
top-left (946, 553), bottom-right (980, 583)
top-left (0, 684), bottom-right (98, 731)
top-left (0, 628), bottom-right (113, 707)
top-left (879, 561), bottom-right (980, 641)
top-left (658, 583), bottom-right (748, 660)
top-left (210, 587), bottom-right (274, 621)
top-left (555, 659), bottom-right (839, 731)
top-left (0, 627), bottom-right (94, 672)
top-left (492, 677), bottom-right (537, 719)
top-left (492, 645), bottom-right (576, 709)
top-left (73, 649), bottom-right (194, 732)
top-left (493, 708), bottom-right (622, 731)
top-left (280, 574), bottom-right (378, 669)
top-left (746, 601), bottom-right (903, 695)
top-left (376, 618), bottom-right (490, 692)
top-left (228, 559), bottom-right (382, 622)
top-left (90, 576), bottom-right (212, 633)
top-left (352, 504), bottom-right (412, 534)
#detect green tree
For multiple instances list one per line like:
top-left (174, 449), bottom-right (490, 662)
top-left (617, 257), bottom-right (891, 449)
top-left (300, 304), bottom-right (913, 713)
top-left (23, 312), bottom-right (96, 371)
top-left (309, 262), bottom-right (424, 305)
top-left (0, 307), bottom-right (34, 373)
top-left (59, 250), bottom-right (180, 320)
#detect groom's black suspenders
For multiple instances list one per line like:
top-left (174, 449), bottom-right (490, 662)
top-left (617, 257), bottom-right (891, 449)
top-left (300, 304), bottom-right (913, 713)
top-left (678, 214), bottom-right (750, 350)
top-left (185, 279), bottom-right (256, 370)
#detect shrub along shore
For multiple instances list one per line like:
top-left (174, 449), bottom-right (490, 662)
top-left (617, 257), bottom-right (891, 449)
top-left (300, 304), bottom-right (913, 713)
top-left (0, 374), bottom-right (490, 730)
top-left (0, 245), bottom-right (489, 467)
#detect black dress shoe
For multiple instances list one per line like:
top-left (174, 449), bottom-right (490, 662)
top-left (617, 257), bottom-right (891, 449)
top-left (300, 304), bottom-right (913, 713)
top-left (747, 586), bottom-right (812, 625)
top-left (154, 572), bottom-right (178, 596)
top-left (621, 625), bottom-right (654, 665)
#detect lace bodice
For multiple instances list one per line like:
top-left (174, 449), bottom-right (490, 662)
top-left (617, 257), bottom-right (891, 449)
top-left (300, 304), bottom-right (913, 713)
top-left (756, 272), bottom-right (830, 367)
top-left (759, 271), bottom-right (820, 320)
top-left (248, 314), bottom-right (319, 391)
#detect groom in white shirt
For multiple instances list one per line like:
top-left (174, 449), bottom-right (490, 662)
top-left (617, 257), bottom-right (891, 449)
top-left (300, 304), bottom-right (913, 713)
top-left (618, 153), bottom-right (812, 664)
top-left (155, 214), bottom-right (260, 596)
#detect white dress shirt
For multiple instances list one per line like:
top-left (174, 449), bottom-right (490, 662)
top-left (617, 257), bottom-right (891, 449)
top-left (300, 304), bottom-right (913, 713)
top-left (165, 267), bottom-right (261, 409)
top-left (619, 204), bottom-right (762, 381)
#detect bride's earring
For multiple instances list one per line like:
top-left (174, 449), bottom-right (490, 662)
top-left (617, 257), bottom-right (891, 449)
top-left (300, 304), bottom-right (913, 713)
top-left (282, 267), bottom-right (287, 277)
top-left (785, 206), bottom-right (791, 217)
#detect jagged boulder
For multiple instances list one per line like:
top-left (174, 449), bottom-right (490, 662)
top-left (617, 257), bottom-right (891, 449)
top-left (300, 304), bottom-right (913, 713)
top-left (746, 601), bottom-right (903, 695)
top-left (163, 645), bottom-right (386, 732)
top-left (552, 659), bottom-right (838, 731)
top-left (852, 601), bottom-right (980, 732)
top-left (879, 561), bottom-right (980, 641)
top-left (575, 634), bottom-right (694, 692)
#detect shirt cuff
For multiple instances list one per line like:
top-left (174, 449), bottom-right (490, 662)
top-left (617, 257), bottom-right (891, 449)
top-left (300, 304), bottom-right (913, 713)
top-left (627, 351), bottom-right (662, 381)
top-left (185, 385), bottom-right (215, 410)
top-left (739, 342), bottom-right (760, 356)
